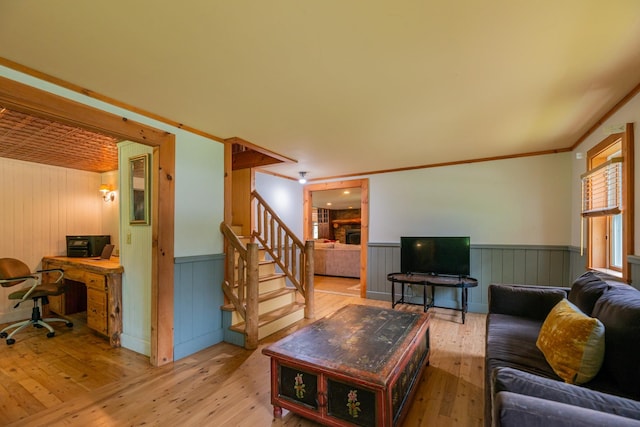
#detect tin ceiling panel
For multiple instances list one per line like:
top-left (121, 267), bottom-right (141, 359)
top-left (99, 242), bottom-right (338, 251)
top-left (0, 107), bottom-right (120, 172)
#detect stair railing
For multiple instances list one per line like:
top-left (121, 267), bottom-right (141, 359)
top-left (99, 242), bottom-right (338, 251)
top-left (251, 191), bottom-right (315, 320)
top-left (220, 222), bottom-right (260, 349)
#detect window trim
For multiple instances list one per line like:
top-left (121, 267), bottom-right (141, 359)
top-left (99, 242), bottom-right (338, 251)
top-left (585, 124), bottom-right (634, 281)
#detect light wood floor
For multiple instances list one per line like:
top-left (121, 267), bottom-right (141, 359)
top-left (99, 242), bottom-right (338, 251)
top-left (313, 275), bottom-right (360, 296)
top-left (0, 289), bottom-right (485, 426)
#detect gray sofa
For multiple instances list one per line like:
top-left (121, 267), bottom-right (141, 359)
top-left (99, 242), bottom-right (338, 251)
top-left (486, 271), bottom-right (640, 426)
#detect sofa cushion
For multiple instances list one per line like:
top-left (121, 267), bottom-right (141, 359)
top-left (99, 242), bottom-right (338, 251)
top-left (568, 271), bottom-right (609, 316)
top-left (536, 299), bottom-right (605, 384)
top-left (486, 314), bottom-right (558, 380)
top-left (492, 367), bottom-right (640, 420)
top-left (494, 392), bottom-right (640, 427)
top-left (314, 241), bottom-right (335, 249)
top-left (591, 284), bottom-right (640, 399)
top-left (488, 284), bottom-right (567, 321)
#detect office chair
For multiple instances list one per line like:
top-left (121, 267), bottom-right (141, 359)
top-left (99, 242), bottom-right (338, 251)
top-left (0, 258), bottom-right (73, 345)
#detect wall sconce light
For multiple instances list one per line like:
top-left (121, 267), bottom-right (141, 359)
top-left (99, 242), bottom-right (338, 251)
top-left (99, 184), bottom-right (115, 202)
top-left (298, 171), bottom-right (308, 184)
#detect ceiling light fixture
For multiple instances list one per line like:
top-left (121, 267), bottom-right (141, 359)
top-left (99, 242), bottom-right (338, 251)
top-left (298, 171), bottom-right (308, 184)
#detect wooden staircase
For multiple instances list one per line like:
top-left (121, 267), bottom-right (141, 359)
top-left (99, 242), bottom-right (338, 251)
top-left (221, 235), bottom-right (305, 345)
top-left (220, 193), bottom-right (314, 349)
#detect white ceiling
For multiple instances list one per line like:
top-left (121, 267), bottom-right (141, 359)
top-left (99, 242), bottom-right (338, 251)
top-left (2, 1), bottom-right (640, 181)
top-left (312, 188), bottom-right (362, 210)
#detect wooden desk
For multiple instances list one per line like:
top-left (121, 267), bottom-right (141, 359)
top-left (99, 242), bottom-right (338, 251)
top-left (263, 304), bottom-right (431, 426)
top-left (42, 256), bottom-right (124, 347)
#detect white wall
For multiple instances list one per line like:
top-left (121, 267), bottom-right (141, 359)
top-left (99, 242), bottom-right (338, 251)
top-left (174, 135), bottom-right (224, 256)
top-left (255, 172), bottom-right (304, 239)
top-left (571, 91), bottom-right (640, 253)
top-left (368, 153), bottom-right (573, 245)
top-left (255, 154), bottom-right (573, 249)
top-left (119, 141), bottom-right (153, 355)
top-left (0, 157), bottom-right (104, 322)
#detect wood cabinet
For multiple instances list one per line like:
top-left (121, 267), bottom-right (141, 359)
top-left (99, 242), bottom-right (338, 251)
top-left (85, 272), bottom-right (108, 335)
top-left (42, 257), bottom-right (123, 347)
top-left (317, 208), bottom-right (332, 239)
top-left (48, 289), bottom-right (64, 315)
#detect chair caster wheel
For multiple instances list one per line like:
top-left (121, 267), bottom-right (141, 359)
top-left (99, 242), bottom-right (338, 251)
top-left (0, 332), bottom-right (7, 338)
top-left (6, 338), bottom-right (15, 345)
top-left (47, 332), bottom-right (55, 338)
top-left (66, 322), bottom-right (73, 328)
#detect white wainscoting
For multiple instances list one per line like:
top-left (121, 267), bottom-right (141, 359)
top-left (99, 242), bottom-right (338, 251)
top-left (0, 157), bottom-right (104, 322)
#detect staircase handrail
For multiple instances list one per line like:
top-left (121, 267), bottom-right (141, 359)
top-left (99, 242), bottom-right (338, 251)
top-left (220, 222), bottom-right (248, 322)
top-left (252, 191), bottom-right (305, 248)
top-left (251, 190), bottom-right (314, 319)
top-left (220, 221), bottom-right (261, 348)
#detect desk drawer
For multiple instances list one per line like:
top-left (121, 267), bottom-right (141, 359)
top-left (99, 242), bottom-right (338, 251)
top-left (87, 288), bottom-right (108, 335)
top-left (48, 294), bottom-right (64, 315)
top-left (85, 273), bottom-right (106, 291)
top-left (63, 268), bottom-right (85, 283)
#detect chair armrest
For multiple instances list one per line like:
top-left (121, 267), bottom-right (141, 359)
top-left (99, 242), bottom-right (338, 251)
top-left (488, 284), bottom-right (568, 320)
top-left (492, 367), bottom-right (640, 420)
top-left (494, 392), bottom-right (640, 427)
top-left (36, 268), bottom-right (64, 283)
top-left (0, 275), bottom-right (37, 286)
top-left (0, 275), bottom-right (39, 307)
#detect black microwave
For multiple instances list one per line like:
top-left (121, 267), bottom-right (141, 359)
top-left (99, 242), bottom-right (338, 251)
top-left (66, 235), bottom-right (111, 258)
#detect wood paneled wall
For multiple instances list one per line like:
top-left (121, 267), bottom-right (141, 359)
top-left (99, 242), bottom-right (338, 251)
top-left (231, 168), bottom-right (251, 236)
top-left (173, 254), bottom-right (225, 360)
top-left (0, 157), bottom-right (104, 322)
top-left (367, 243), bottom-right (577, 313)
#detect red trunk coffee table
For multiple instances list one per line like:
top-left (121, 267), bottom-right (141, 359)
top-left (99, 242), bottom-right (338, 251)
top-left (262, 304), bottom-right (431, 426)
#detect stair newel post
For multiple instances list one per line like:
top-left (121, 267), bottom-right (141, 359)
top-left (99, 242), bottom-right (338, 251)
top-left (225, 239), bottom-right (235, 293)
top-left (245, 242), bottom-right (260, 350)
top-left (304, 240), bottom-right (315, 319)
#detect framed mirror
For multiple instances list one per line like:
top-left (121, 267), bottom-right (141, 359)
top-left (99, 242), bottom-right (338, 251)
top-left (129, 154), bottom-right (150, 225)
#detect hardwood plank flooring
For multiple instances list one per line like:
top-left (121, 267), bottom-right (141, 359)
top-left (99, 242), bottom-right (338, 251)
top-left (0, 288), bottom-right (485, 426)
top-left (313, 275), bottom-right (360, 296)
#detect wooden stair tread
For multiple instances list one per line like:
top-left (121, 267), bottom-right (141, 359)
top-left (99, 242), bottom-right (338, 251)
top-left (220, 287), bottom-right (296, 312)
top-left (257, 287), bottom-right (296, 301)
top-left (258, 272), bottom-right (286, 282)
top-left (228, 272), bottom-right (286, 289)
top-left (229, 302), bottom-right (305, 332)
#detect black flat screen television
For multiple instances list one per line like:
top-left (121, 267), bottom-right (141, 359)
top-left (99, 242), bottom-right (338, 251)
top-left (400, 236), bottom-right (470, 277)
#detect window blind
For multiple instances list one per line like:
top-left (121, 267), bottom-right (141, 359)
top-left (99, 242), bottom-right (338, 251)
top-left (581, 157), bottom-right (622, 217)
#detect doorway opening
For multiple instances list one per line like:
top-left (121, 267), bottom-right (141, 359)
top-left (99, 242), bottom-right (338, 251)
top-left (303, 179), bottom-right (369, 298)
top-left (0, 76), bottom-right (175, 366)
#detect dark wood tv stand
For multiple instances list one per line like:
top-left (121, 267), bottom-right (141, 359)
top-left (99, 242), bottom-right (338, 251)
top-left (387, 273), bottom-right (478, 323)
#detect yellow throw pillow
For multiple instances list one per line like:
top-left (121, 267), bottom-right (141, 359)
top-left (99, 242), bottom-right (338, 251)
top-left (536, 298), bottom-right (605, 384)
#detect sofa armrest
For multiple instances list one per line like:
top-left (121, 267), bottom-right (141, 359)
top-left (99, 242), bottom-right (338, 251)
top-left (494, 392), bottom-right (640, 427)
top-left (488, 284), bottom-right (568, 320)
top-left (492, 367), bottom-right (640, 420)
